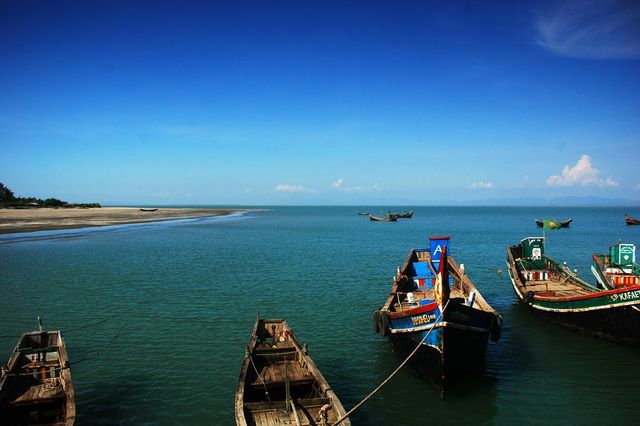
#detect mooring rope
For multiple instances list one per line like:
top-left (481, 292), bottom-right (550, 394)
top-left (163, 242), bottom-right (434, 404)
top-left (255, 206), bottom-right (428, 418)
top-left (248, 352), bottom-right (271, 402)
top-left (331, 299), bottom-right (451, 426)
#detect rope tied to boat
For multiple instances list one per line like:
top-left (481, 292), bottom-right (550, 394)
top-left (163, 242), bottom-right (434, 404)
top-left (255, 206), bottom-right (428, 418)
top-left (331, 299), bottom-right (452, 426)
top-left (248, 351), bottom-right (270, 402)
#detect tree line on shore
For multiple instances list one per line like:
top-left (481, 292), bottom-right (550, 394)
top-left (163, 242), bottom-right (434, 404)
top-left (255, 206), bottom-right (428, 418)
top-left (0, 182), bottom-right (101, 208)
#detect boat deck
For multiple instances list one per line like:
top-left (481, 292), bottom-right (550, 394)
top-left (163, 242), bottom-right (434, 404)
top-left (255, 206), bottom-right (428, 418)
top-left (393, 287), bottom-right (466, 311)
top-left (245, 397), bottom-right (338, 426)
top-left (250, 361), bottom-right (313, 388)
top-left (8, 381), bottom-right (66, 406)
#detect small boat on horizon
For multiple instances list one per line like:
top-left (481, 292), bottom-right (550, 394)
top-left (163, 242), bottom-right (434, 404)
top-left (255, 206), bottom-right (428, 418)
top-left (535, 218), bottom-right (572, 228)
top-left (624, 214), bottom-right (640, 225)
top-left (591, 241), bottom-right (639, 290)
top-left (368, 213), bottom-right (398, 222)
top-left (0, 320), bottom-right (75, 425)
top-left (235, 318), bottom-right (350, 426)
top-left (139, 208), bottom-right (158, 212)
top-left (506, 237), bottom-right (640, 345)
top-left (393, 210), bottom-right (413, 219)
top-left (373, 236), bottom-right (502, 396)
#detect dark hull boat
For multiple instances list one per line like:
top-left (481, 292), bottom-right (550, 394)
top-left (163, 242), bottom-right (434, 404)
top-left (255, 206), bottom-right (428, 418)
top-left (393, 210), bottom-right (413, 219)
top-left (625, 214), bottom-right (640, 225)
top-left (235, 318), bottom-right (350, 426)
top-left (373, 236), bottom-right (502, 396)
top-left (0, 327), bottom-right (75, 425)
top-left (368, 214), bottom-right (397, 222)
top-left (535, 218), bottom-right (572, 228)
top-left (507, 237), bottom-right (640, 345)
top-left (591, 242), bottom-right (639, 290)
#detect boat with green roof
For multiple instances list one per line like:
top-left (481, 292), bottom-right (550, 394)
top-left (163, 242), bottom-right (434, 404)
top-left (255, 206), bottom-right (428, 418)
top-left (506, 237), bottom-right (640, 345)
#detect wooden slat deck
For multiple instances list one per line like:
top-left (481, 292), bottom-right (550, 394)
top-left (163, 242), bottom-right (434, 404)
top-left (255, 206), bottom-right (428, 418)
top-left (8, 382), bottom-right (66, 405)
top-left (251, 361), bottom-right (313, 388)
top-left (247, 397), bottom-right (338, 426)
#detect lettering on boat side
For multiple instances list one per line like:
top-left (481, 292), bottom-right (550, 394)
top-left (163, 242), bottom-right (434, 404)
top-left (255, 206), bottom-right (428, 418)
top-left (411, 313), bottom-right (436, 326)
top-left (611, 290), bottom-right (640, 302)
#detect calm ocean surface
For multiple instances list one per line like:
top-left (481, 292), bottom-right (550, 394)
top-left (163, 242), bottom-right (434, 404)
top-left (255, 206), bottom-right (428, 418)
top-left (2, 206), bottom-right (640, 425)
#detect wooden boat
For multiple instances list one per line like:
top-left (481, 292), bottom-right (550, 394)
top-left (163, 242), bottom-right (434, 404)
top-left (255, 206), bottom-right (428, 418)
top-left (0, 324), bottom-right (75, 425)
top-left (235, 318), bottom-right (350, 426)
top-left (368, 213), bottom-right (398, 222)
top-left (139, 208), bottom-right (158, 212)
top-left (507, 237), bottom-right (640, 345)
top-left (393, 210), bottom-right (413, 219)
top-left (625, 214), bottom-right (640, 225)
top-left (591, 242), bottom-right (639, 290)
top-left (534, 218), bottom-right (572, 228)
top-left (373, 236), bottom-right (502, 396)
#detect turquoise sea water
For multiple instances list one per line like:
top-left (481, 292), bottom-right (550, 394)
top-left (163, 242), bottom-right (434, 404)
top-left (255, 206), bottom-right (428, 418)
top-left (1, 206), bottom-right (640, 425)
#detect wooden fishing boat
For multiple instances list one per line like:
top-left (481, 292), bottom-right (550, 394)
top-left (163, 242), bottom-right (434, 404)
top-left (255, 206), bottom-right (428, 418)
top-left (373, 236), bottom-right (502, 396)
top-left (0, 324), bottom-right (75, 425)
top-left (591, 242), bottom-right (640, 290)
top-left (535, 218), bottom-right (572, 228)
top-left (507, 237), bottom-right (640, 345)
top-left (624, 214), bottom-right (640, 225)
top-left (394, 210), bottom-right (413, 219)
top-left (235, 318), bottom-right (350, 426)
top-left (368, 213), bottom-right (398, 222)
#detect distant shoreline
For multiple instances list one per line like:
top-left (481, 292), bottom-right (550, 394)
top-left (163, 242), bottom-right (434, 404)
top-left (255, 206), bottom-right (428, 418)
top-left (0, 207), bottom-right (250, 234)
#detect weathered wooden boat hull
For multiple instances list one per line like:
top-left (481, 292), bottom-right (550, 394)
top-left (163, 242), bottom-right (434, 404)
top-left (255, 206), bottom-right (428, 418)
top-left (374, 236), bottom-right (501, 395)
top-left (507, 238), bottom-right (640, 346)
top-left (0, 330), bottom-right (75, 425)
top-left (235, 318), bottom-right (350, 426)
top-left (387, 303), bottom-right (495, 392)
top-left (368, 214), bottom-right (397, 222)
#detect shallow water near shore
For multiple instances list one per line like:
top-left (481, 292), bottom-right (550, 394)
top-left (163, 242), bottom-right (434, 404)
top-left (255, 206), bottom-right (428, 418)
top-left (1, 206), bottom-right (640, 425)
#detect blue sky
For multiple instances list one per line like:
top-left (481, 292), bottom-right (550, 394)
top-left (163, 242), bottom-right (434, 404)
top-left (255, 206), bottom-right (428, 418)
top-left (1, 0), bottom-right (639, 205)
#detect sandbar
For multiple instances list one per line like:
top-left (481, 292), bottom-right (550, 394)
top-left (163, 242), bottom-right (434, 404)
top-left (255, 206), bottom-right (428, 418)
top-left (0, 207), bottom-right (246, 234)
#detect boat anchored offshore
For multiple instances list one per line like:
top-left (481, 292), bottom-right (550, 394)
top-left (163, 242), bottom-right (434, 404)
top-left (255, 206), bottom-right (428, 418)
top-left (0, 320), bottom-right (75, 425)
top-left (235, 318), bottom-right (350, 426)
top-left (624, 214), bottom-right (640, 225)
top-left (507, 237), bottom-right (640, 345)
top-left (372, 236), bottom-right (502, 396)
top-left (592, 241), bottom-right (640, 290)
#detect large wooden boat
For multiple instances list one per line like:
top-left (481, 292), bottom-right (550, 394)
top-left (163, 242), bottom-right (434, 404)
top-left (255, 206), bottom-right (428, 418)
top-left (535, 218), bottom-right (572, 228)
top-left (625, 214), bottom-right (640, 225)
top-left (235, 318), bottom-right (350, 426)
top-left (507, 237), bottom-right (640, 345)
top-left (0, 326), bottom-right (75, 425)
top-left (591, 242), bottom-right (639, 290)
top-left (373, 236), bottom-right (502, 396)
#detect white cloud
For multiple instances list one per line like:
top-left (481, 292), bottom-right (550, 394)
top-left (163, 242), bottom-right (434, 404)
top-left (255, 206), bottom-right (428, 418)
top-left (331, 178), bottom-right (344, 190)
top-left (470, 182), bottom-right (494, 189)
top-left (274, 183), bottom-right (315, 193)
top-left (533, 0), bottom-right (640, 60)
top-left (329, 178), bottom-right (375, 192)
top-left (546, 154), bottom-right (618, 187)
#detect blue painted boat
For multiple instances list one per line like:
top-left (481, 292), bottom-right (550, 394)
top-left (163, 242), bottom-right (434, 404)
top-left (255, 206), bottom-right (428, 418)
top-left (373, 236), bottom-right (502, 396)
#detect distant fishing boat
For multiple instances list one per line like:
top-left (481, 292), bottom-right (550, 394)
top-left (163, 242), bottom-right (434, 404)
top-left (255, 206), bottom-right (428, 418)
top-left (535, 218), bottom-right (572, 228)
top-left (373, 236), bottom-right (502, 396)
top-left (624, 214), bottom-right (640, 225)
top-left (235, 318), bottom-right (350, 426)
top-left (591, 241), bottom-right (639, 290)
top-left (139, 208), bottom-right (158, 212)
top-left (506, 237), bottom-right (640, 345)
top-left (394, 210), bottom-right (413, 219)
top-left (0, 321), bottom-right (75, 425)
top-left (368, 213), bottom-right (398, 222)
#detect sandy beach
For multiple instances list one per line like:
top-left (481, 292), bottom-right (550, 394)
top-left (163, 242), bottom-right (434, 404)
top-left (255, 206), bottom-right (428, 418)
top-left (0, 207), bottom-right (244, 234)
